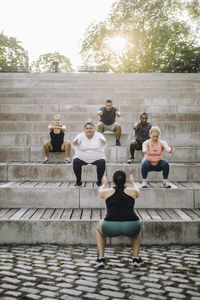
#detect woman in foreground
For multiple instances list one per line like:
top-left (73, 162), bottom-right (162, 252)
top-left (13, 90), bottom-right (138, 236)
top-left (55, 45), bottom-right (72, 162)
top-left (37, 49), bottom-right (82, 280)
top-left (96, 170), bottom-right (143, 268)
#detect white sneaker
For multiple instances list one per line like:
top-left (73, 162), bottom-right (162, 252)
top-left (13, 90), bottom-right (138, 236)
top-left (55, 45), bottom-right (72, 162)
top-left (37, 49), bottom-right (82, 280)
top-left (163, 182), bottom-right (171, 188)
top-left (43, 158), bottom-right (49, 164)
top-left (141, 181), bottom-right (148, 188)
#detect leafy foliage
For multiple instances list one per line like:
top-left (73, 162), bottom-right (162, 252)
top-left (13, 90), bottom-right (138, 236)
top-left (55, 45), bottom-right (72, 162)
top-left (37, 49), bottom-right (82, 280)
top-left (31, 52), bottom-right (74, 73)
top-left (80, 0), bottom-right (200, 73)
top-left (0, 32), bottom-right (29, 69)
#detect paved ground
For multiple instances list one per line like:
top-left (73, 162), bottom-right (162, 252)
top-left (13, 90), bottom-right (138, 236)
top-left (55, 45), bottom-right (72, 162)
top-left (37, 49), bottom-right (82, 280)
top-left (0, 245), bottom-right (200, 300)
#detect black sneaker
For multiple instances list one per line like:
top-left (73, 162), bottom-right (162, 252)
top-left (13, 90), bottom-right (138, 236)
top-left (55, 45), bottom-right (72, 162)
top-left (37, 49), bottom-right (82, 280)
top-left (96, 181), bottom-right (102, 187)
top-left (96, 257), bottom-right (106, 268)
top-left (132, 256), bottom-right (144, 267)
top-left (115, 140), bottom-right (121, 146)
top-left (74, 182), bottom-right (82, 187)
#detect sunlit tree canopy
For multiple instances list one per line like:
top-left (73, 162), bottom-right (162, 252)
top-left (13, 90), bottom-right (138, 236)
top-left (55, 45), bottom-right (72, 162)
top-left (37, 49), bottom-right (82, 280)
top-left (0, 32), bottom-right (29, 69)
top-left (31, 52), bottom-right (74, 73)
top-left (80, 0), bottom-right (200, 72)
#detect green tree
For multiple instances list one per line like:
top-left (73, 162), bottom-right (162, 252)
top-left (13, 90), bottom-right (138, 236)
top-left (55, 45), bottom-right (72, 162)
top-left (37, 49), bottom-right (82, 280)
top-left (0, 32), bottom-right (29, 69)
top-left (31, 52), bottom-right (74, 73)
top-left (80, 0), bottom-right (200, 73)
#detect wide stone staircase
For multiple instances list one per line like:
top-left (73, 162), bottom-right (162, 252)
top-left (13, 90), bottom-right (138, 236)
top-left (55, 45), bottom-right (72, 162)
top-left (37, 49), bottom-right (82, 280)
top-left (0, 73), bottom-right (200, 245)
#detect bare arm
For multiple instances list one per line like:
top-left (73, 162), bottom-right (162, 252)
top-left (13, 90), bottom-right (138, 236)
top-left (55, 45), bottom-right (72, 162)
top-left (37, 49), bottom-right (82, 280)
top-left (98, 110), bottom-right (103, 116)
top-left (142, 140), bottom-right (149, 154)
top-left (98, 176), bottom-right (115, 200)
top-left (116, 111), bottom-right (121, 118)
top-left (124, 175), bottom-right (140, 198)
top-left (161, 140), bottom-right (175, 154)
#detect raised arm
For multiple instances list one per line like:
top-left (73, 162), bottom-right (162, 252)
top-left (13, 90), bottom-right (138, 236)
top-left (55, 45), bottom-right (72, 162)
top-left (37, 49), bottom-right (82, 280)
top-left (142, 140), bottom-right (149, 154)
top-left (125, 175), bottom-right (140, 199)
top-left (98, 176), bottom-right (114, 200)
top-left (161, 140), bottom-right (175, 154)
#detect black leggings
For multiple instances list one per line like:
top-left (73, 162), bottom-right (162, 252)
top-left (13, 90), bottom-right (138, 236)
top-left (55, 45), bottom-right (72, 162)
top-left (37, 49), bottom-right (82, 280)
top-left (73, 158), bottom-right (106, 184)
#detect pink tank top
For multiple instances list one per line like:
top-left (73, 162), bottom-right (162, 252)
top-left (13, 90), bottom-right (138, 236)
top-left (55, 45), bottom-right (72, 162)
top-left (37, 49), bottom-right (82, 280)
top-left (144, 140), bottom-right (163, 166)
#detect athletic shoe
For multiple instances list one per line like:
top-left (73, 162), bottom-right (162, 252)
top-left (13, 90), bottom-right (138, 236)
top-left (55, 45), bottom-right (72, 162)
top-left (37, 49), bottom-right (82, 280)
top-left (96, 181), bottom-right (102, 187)
top-left (96, 257), bottom-right (106, 268)
top-left (132, 256), bottom-right (144, 267)
top-left (64, 158), bottom-right (71, 164)
top-left (127, 158), bottom-right (134, 164)
top-left (163, 182), bottom-right (171, 188)
top-left (74, 182), bottom-right (82, 187)
top-left (141, 181), bottom-right (148, 188)
top-left (43, 158), bottom-right (49, 164)
top-left (115, 140), bottom-right (121, 146)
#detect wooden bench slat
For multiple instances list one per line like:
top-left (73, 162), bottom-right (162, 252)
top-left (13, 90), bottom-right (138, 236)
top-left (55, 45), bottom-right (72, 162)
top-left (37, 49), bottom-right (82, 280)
top-left (156, 209), bottom-right (172, 220)
top-left (101, 209), bottom-right (107, 219)
top-left (10, 208), bottom-right (28, 220)
top-left (0, 208), bottom-right (19, 219)
top-left (70, 209), bottom-right (82, 220)
top-left (182, 209), bottom-right (200, 220)
top-left (21, 208), bottom-right (38, 220)
top-left (92, 209), bottom-right (101, 220)
top-left (174, 209), bottom-right (192, 220)
top-left (0, 208), bottom-right (10, 218)
top-left (137, 209), bottom-right (152, 220)
top-left (30, 208), bottom-right (46, 220)
top-left (41, 208), bottom-right (55, 219)
top-left (81, 209), bottom-right (92, 220)
top-left (165, 209), bottom-right (182, 220)
top-left (60, 208), bottom-right (73, 220)
top-left (51, 208), bottom-right (64, 220)
top-left (59, 182), bottom-right (70, 188)
top-left (147, 209), bottom-right (162, 220)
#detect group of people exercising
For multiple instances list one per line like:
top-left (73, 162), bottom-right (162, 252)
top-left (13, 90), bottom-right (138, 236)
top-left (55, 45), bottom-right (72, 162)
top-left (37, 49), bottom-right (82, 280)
top-left (42, 99), bottom-right (175, 267)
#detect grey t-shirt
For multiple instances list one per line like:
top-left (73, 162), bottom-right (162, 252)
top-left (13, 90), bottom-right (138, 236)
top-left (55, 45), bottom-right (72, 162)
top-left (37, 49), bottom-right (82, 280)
top-left (135, 122), bottom-right (152, 144)
top-left (100, 107), bottom-right (118, 125)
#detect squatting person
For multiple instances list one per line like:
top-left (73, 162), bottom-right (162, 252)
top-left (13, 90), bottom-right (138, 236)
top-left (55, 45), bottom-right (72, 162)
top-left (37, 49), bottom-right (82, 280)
top-left (96, 170), bottom-right (143, 268)
top-left (43, 114), bottom-right (71, 164)
top-left (127, 112), bottom-right (152, 164)
top-left (141, 125), bottom-right (175, 188)
top-left (97, 99), bottom-right (121, 146)
top-left (72, 120), bottom-right (106, 187)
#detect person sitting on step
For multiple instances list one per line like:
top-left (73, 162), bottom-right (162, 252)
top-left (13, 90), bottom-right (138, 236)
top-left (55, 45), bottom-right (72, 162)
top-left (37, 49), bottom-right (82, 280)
top-left (43, 114), bottom-right (71, 164)
top-left (141, 125), bottom-right (175, 188)
top-left (96, 170), bottom-right (144, 268)
top-left (127, 112), bottom-right (152, 164)
top-left (72, 120), bottom-right (106, 187)
top-left (97, 99), bottom-right (121, 146)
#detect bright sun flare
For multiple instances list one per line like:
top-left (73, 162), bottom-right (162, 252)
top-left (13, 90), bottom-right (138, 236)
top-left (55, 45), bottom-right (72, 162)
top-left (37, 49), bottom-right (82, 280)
top-left (106, 36), bottom-right (126, 52)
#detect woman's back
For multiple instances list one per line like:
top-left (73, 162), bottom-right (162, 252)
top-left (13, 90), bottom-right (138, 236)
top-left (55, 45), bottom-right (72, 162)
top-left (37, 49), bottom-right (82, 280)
top-left (104, 188), bottom-right (139, 221)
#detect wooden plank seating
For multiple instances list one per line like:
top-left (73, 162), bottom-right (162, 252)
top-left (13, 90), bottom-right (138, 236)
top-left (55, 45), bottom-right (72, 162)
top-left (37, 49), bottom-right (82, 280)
top-left (0, 73), bottom-right (199, 245)
top-left (0, 208), bottom-right (199, 245)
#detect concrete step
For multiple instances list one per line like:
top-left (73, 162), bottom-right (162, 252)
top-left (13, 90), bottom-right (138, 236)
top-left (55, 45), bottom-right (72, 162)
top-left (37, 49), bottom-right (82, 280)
top-left (1, 100), bottom-right (199, 112)
top-left (0, 181), bottom-right (199, 209)
top-left (0, 162), bottom-right (199, 182)
top-left (0, 145), bottom-right (199, 163)
top-left (1, 121), bottom-right (199, 134)
top-left (0, 112), bottom-right (199, 123)
top-left (0, 207), bottom-right (199, 245)
top-left (1, 102), bottom-right (200, 114)
top-left (1, 132), bottom-right (199, 147)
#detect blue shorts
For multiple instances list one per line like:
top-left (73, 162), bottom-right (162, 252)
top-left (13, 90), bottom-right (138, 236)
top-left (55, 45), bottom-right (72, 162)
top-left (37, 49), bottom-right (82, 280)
top-left (101, 220), bottom-right (141, 238)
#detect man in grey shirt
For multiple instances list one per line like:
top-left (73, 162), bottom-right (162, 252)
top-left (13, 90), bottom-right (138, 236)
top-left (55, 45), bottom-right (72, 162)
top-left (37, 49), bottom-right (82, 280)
top-left (97, 99), bottom-right (121, 146)
top-left (127, 112), bottom-right (152, 164)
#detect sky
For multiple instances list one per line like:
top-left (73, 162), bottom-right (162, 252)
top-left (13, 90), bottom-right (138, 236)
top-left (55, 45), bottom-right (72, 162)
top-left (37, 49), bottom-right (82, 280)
top-left (0, 0), bottom-right (116, 70)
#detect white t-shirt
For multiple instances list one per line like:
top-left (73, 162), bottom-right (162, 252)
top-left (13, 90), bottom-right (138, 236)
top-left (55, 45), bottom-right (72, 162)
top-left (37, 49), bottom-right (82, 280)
top-left (73, 132), bottom-right (106, 163)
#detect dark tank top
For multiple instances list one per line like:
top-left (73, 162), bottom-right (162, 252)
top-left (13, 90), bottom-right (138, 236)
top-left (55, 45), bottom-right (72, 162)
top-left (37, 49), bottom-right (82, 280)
top-left (104, 187), bottom-right (139, 221)
top-left (50, 130), bottom-right (64, 152)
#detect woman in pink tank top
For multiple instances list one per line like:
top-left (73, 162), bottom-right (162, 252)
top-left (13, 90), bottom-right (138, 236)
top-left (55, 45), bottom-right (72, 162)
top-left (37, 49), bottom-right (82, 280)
top-left (141, 126), bottom-right (175, 188)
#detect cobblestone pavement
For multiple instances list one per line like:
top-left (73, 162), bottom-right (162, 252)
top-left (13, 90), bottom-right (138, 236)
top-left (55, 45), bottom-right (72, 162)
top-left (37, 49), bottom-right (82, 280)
top-left (0, 245), bottom-right (200, 300)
